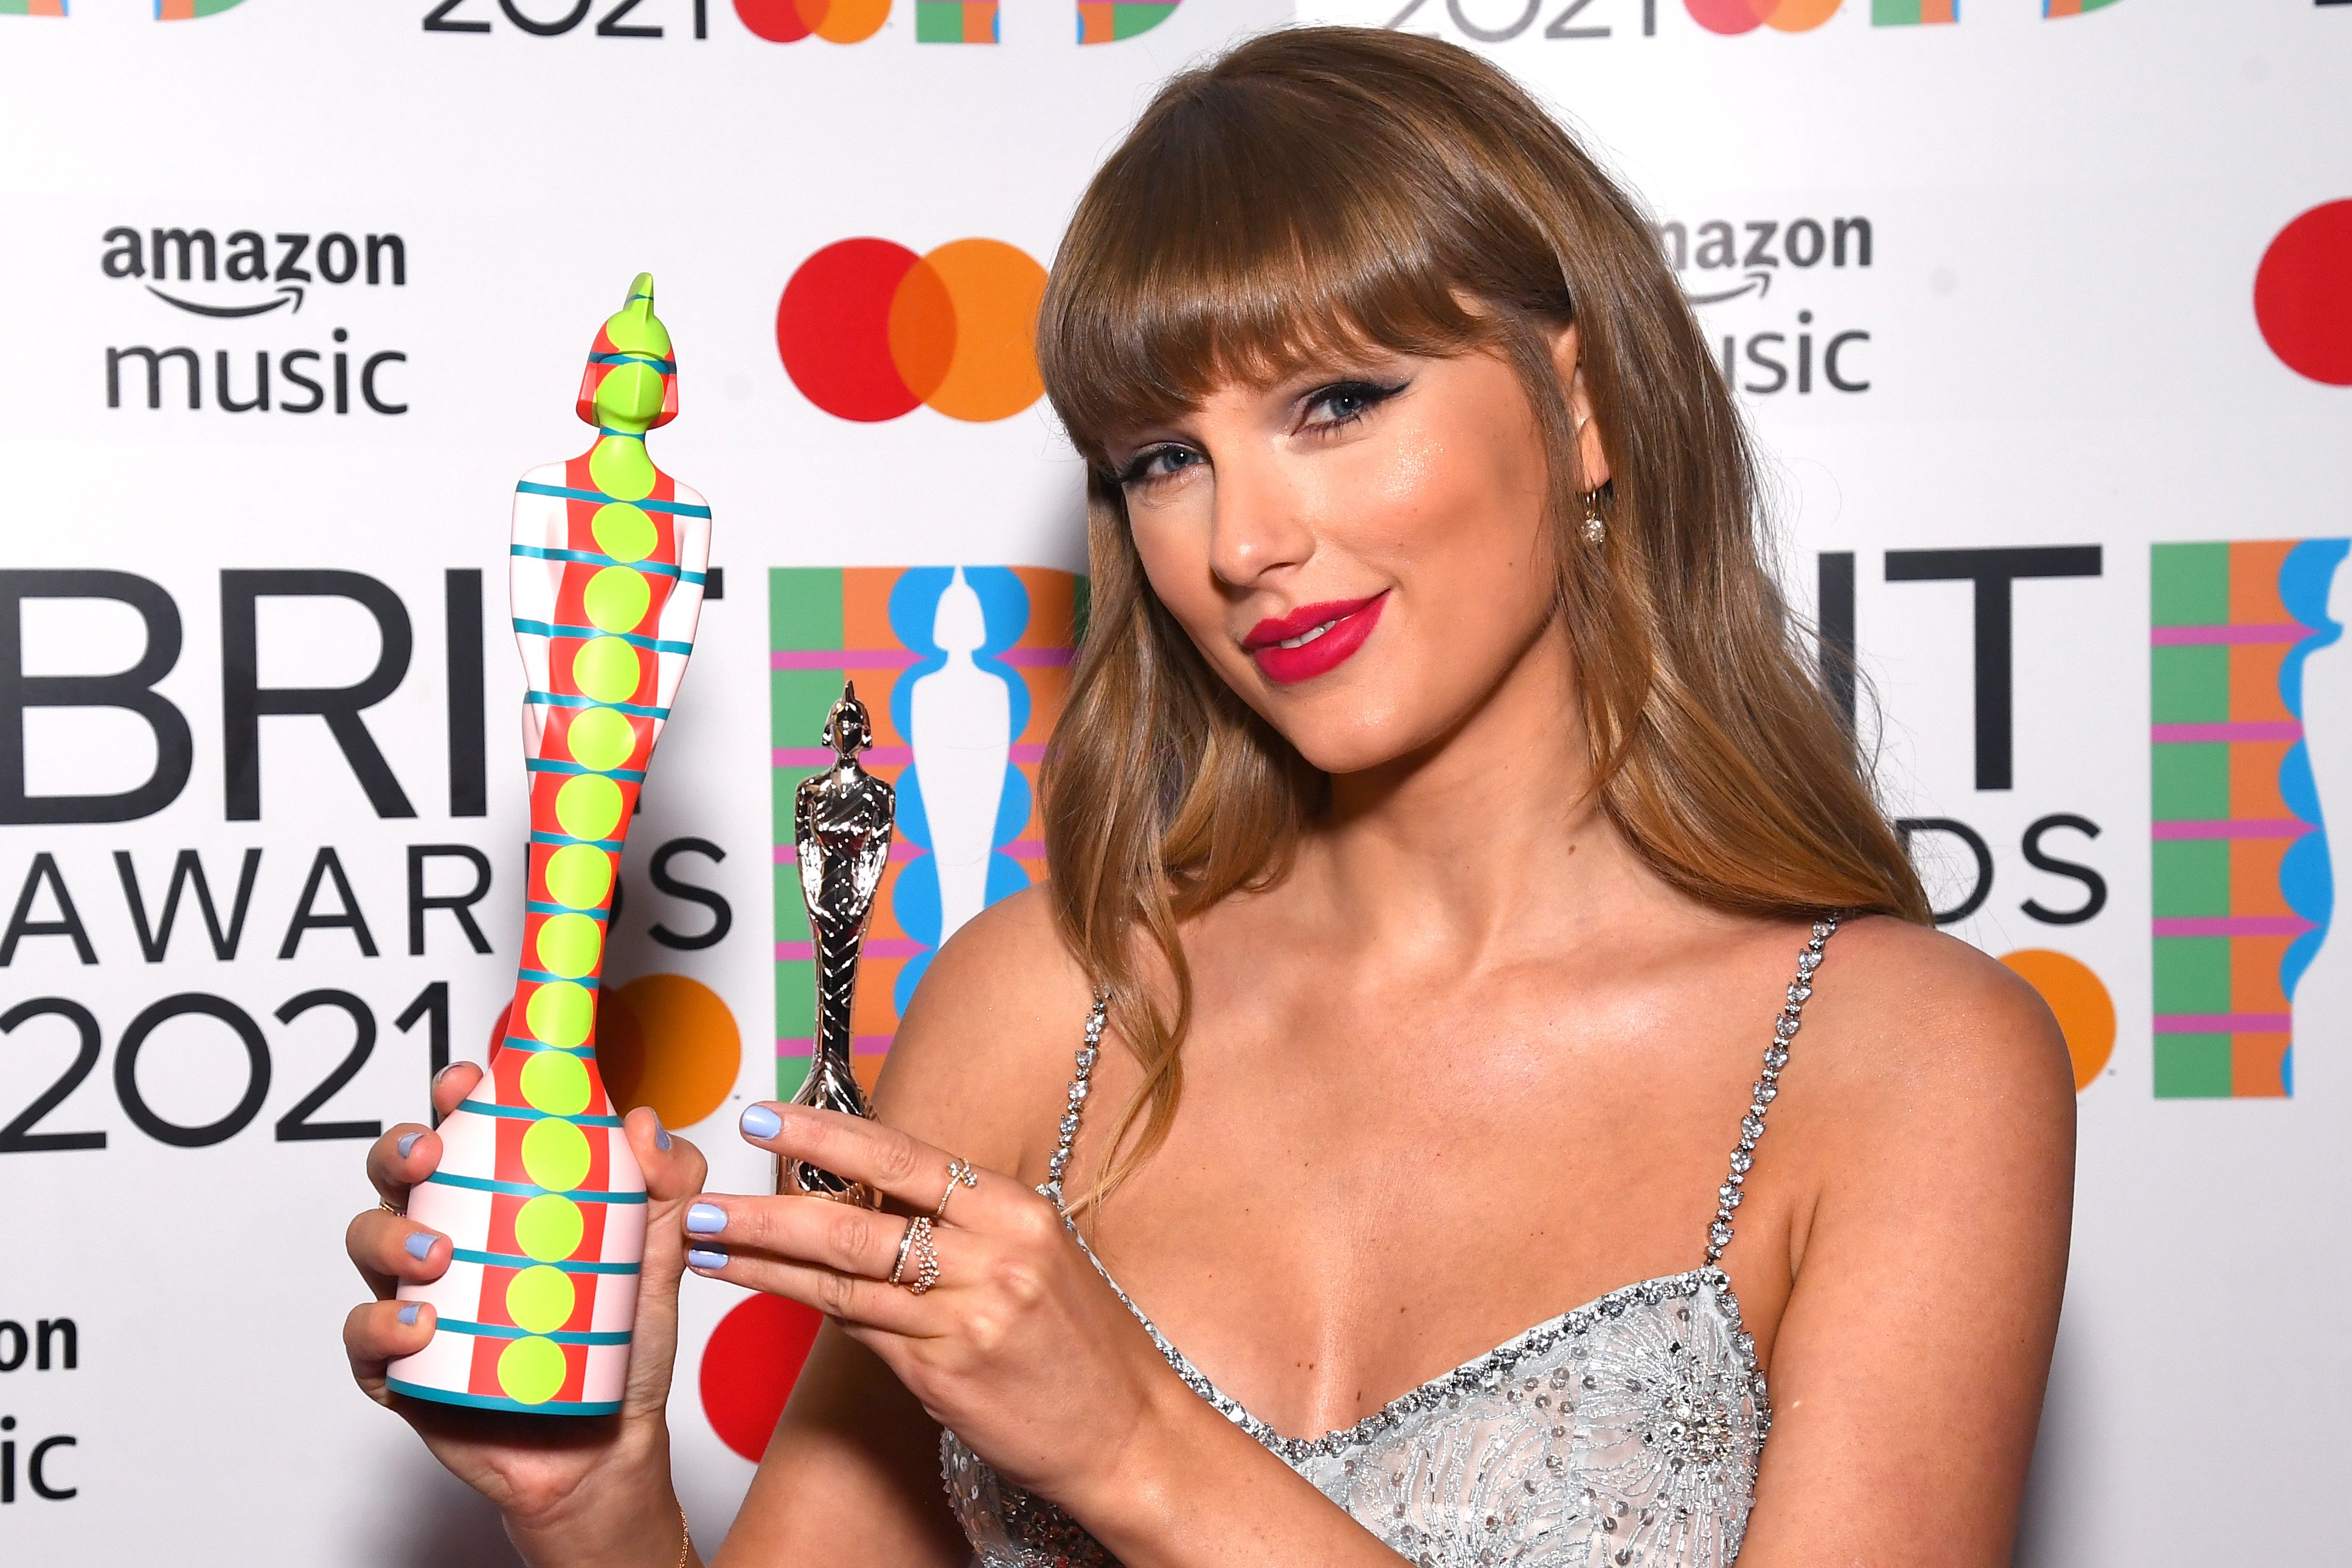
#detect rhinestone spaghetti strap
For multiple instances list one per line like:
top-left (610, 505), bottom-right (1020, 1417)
top-left (1705, 915), bottom-right (1837, 1268)
top-left (948, 923), bottom-right (1842, 1568)
top-left (1041, 991), bottom-right (1108, 1209)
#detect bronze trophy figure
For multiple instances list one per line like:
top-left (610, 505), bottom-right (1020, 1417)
top-left (784, 679), bottom-right (896, 1205)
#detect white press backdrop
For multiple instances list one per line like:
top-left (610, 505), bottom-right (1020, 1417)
top-left (1, 2), bottom-right (2348, 1563)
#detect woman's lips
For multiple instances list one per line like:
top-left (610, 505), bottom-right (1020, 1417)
top-left (1243, 592), bottom-right (1389, 684)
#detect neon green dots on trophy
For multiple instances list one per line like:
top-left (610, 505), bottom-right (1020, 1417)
top-left (592, 502), bottom-right (657, 563)
top-left (544, 843), bottom-right (616, 908)
top-left (526, 980), bottom-right (595, 1049)
top-left (572, 636), bottom-right (642, 704)
top-left (514, 1193), bottom-right (586, 1263)
top-left (535, 912), bottom-right (604, 979)
top-left (584, 566), bottom-right (653, 633)
top-left (519, 1048), bottom-right (593, 1116)
top-left (555, 773), bottom-right (625, 841)
top-left (497, 1335), bottom-right (569, 1406)
top-left (505, 1265), bottom-right (578, 1336)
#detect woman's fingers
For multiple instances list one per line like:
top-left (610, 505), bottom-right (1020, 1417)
top-left (734, 1101), bottom-right (1027, 1227)
top-left (345, 1206), bottom-right (456, 1296)
top-left (432, 1060), bottom-right (484, 1119)
top-left (344, 1297), bottom-right (437, 1403)
top-left (683, 1238), bottom-right (934, 1337)
top-left (626, 1106), bottom-right (707, 1205)
top-left (688, 1189), bottom-right (916, 1281)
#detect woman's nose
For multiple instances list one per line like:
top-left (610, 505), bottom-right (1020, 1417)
top-left (1205, 451), bottom-right (1316, 588)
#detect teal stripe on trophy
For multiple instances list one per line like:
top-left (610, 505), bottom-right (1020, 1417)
top-left (423, 1171), bottom-right (647, 1204)
top-left (386, 1379), bottom-right (622, 1418)
top-left (466, 1101), bottom-right (626, 1128)
top-left (513, 480), bottom-right (713, 518)
top-left (453, 1247), bottom-right (640, 1275)
top-left (432, 1319), bottom-right (634, 1347)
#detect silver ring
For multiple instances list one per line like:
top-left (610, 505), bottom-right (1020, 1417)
top-left (887, 1215), bottom-right (921, 1287)
top-left (904, 1217), bottom-right (940, 1296)
top-left (934, 1157), bottom-right (979, 1221)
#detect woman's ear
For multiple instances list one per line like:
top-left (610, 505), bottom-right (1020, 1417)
top-left (1550, 322), bottom-right (1612, 491)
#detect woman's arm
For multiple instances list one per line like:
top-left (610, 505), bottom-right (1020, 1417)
top-left (704, 887), bottom-right (1409, 1566)
top-left (1735, 921), bottom-right (2076, 1566)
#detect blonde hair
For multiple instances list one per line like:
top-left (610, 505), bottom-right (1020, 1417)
top-left (1036, 26), bottom-right (1928, 1214)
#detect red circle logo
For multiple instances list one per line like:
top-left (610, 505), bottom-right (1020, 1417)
top-left (699, 1293), bottom-right (824, 1461)
top-left (777, 237), bottom-right (1049, 423)
top-left (2256, 200), bottom-right (2352, 387)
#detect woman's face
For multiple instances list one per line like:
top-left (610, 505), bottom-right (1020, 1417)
top-left (1108, 326), bottom-right (1606, 778)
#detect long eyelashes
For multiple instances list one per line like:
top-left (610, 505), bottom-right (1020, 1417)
top-left (1112, 376), bottom-right (1410, 490)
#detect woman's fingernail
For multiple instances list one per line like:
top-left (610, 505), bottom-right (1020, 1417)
top-left (397, 1303), bottom-right (421, 1327)
top-left (686, 1247), bottom-right (729, 1271)
top-left (654, 1115), bottom-right (672, 1153)
top-left (404, 1232), bottom-right (438, 1261)
top-left (431, 1063), bottom-right (455, 1087)
top-left (685, 1202), bottom-right (727, 1237)
top-left (397, 1132), bottom-right (423, 1159)
top-left (739, 1105), bottom-right (782, 1141)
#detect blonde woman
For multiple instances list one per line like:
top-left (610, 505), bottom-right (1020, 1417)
top-left (344, 27), bottom-right (2073, 1567)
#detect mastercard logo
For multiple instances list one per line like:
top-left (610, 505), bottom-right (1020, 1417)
top-left (734, 0), bottom-right (890, 43)
top-left (2256, 199), bottom-right (2352, 387)
top-left (1684, 0), bottom-right (1840, 33)
top-left (777, 237), bottom-right (1049, 423)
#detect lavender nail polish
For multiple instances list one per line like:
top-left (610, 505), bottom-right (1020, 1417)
top-left (740, 1104), bottom-right (782, 1140)
top-left (397, 1132), bottom-right (423, 1159)
top-left (404, 1232), bottom-right (437, 1261)
top-left (686, 1246), bottom-right (729, 1271)
top-left (654, 1116), bottom-right (672, 1153)
top-left (398, 1303), bottom-right (421, 1327)
top-left (685, 1202), bottom-right (726, 1236)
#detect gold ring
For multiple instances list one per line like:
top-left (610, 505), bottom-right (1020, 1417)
top-left (888, 1215), bottom-right (921, 1287)
top-left (904, 1217), bottom-right (940, 1296)
top-left (380, 1199), bottom-right (405, 1218)
top-left (934, 1156), bottom-right (979, 1221)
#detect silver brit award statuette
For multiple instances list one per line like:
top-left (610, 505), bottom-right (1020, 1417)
top-left (783, 679), bottom-right (896, 1206)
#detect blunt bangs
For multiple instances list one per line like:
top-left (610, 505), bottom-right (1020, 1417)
top-left (1038, 58), bottom-right (1575, 468)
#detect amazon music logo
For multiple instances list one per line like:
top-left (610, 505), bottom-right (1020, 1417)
top-left (1656, 212), bottom-right (1875, 398)
top-left (97, 225), bottom-right (409, 416)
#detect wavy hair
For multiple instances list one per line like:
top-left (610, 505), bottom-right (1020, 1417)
top-left (1035, 26), bottom-right (1929, 1215)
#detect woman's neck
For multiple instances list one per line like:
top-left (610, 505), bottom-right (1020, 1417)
top-left (1292, 619), bottom-right (1665, 963)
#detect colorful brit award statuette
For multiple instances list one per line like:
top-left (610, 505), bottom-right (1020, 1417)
top-left (389, 274), bottom-right (712, 1415)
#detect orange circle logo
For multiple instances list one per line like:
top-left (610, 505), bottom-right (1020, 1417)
top-left (776, 237), bottom-right (1048, 423)
top-left (597, 974), bottom-right (743, 1130)
top-left (734, 0), bottom-right (890, 43)
top-left (1999, 948), bottom-right (2115, 1092)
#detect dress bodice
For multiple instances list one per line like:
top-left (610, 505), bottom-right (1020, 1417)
top-left (942, 920), bottom-right (1838, 1567)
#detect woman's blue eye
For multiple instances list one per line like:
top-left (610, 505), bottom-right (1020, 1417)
top-left (1306, 379), bottom-right (1405, 426)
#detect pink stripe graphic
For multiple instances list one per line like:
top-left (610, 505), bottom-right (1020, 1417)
top-left (2152, 915), bottom-right (2316, 938)
top-left (2151, 721), bottom-right (2303, 744)
top-left (770, 647), bottom-right (1074, 670)
top-left (2151, 819), bottom-right (2316, 840)
top-left (2149, 624), bottom-right (2310, 646)
top-left (774, 744), bottom-right (1046, 768)
top-left (775, 938), bottom-right (928, 960)
top-left (2152, 1013), bottom-right (2293, 1033)
top-left (776, 1036), bottom-right (895, 1057)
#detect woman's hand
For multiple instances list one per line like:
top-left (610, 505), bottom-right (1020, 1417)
top-left (341, 1064), bottom-right (709, 1554)
top-left (681, 1101), bottom-right (1180, 1505)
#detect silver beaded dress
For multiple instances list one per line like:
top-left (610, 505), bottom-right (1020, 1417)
top-left (942, 920), bottom-right (1839, 1568)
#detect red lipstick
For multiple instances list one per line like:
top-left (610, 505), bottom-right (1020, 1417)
top-left (1242, 593), bottom-right (1389, 685)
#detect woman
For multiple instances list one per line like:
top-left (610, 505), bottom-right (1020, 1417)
top-left (344, 27), bottom-right (2072, 1567)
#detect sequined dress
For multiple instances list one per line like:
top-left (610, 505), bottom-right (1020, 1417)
top-left (942, 919), bottom-right (1837, 1568)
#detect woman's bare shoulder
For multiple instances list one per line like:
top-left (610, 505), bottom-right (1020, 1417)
top-left (867, 885), bottom-right (1096, 1181)
top-left (1784, 914), bottom-right (2076, 1178)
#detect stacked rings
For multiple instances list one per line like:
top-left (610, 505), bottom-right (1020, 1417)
top-left (890, 1216), bottom-right (942, 1295)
